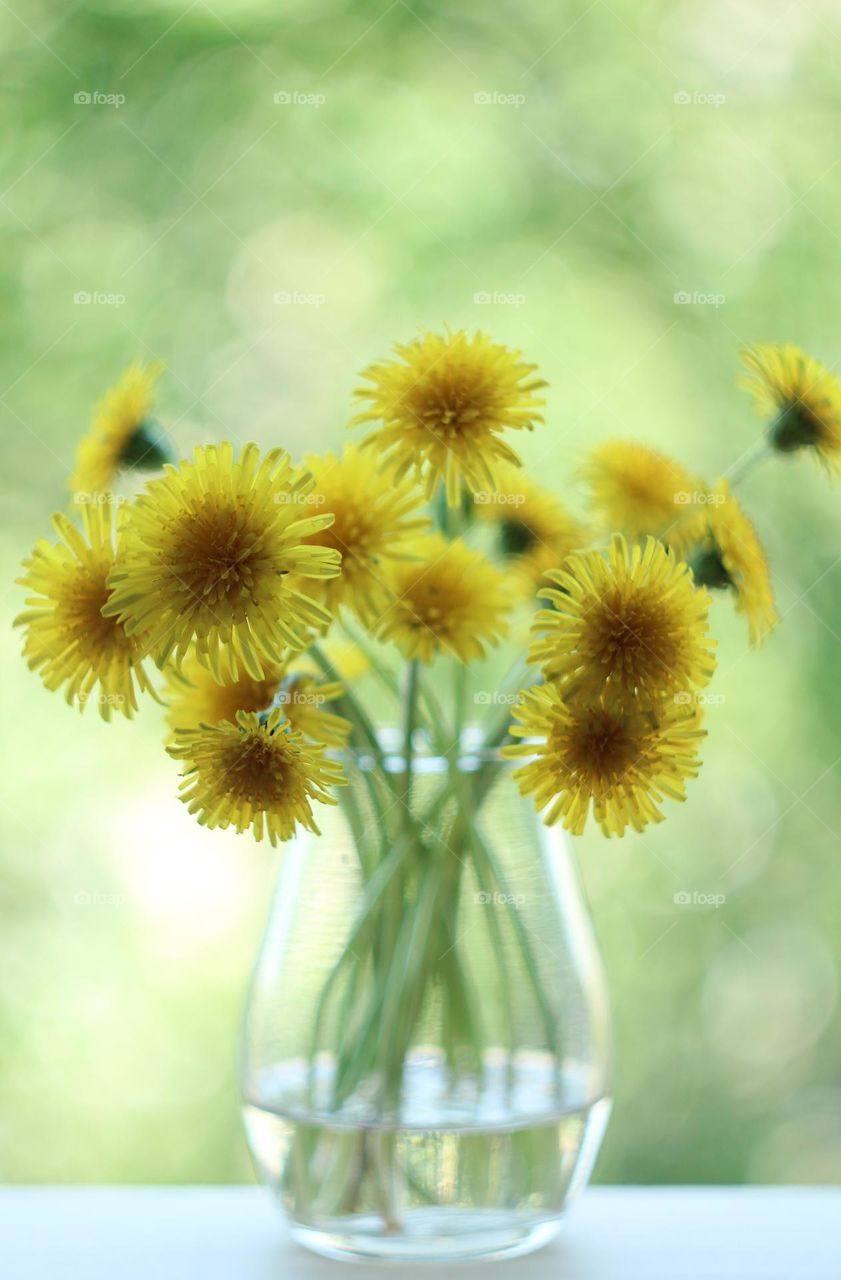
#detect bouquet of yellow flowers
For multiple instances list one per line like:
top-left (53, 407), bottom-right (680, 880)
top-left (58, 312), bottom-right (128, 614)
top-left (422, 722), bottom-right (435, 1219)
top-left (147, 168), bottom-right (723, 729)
top-left (15, 332), bottom-right (839, 1260)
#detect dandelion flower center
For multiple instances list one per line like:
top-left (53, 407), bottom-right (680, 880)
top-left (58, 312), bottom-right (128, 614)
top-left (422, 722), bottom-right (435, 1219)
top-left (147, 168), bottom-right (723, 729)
top-left (586, 589), bottom-right (684, 689)
top-left (58, 566), bottom-right (126, 661)
top-left (163, 498), bottom-right (281, 614)
top-left (557, 707), bottom-right (641, 784)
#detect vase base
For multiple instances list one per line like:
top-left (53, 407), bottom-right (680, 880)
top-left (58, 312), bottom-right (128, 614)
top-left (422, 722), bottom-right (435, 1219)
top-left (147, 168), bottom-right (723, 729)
top-left (290, 1209), bottom-right (563, 1264)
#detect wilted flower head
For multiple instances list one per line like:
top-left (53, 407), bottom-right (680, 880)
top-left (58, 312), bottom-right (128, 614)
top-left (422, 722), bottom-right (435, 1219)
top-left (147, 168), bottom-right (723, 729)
top-left (69, 361), bottom-right (172, 500)
top-left (741, 344), bottom-right (841, 472)
top-left (671, 481), bottom-right (778, 647)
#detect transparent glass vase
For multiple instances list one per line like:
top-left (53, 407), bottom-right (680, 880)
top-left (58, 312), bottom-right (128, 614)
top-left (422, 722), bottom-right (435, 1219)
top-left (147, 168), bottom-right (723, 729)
top-left (241, 738), bottom-right (611, 1263)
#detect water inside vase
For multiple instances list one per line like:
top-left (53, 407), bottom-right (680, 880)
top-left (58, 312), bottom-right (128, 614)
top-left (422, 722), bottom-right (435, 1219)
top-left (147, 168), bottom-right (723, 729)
top-left (244, 1049), bottom-right (610, 1262)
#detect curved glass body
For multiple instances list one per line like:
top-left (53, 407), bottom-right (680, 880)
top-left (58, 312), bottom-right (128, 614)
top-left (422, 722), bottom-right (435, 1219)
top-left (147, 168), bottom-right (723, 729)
top-left (241, 745), bottom-right (611, 1263)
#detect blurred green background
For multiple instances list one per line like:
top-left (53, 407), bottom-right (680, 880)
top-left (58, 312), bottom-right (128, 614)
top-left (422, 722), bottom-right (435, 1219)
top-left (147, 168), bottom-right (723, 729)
top-left (2, 0), bottom-right (840, 1186)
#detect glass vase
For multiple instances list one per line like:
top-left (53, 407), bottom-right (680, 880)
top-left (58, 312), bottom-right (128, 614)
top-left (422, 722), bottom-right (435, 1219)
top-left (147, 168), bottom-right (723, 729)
top-left (241, 736), bottom-right (611, 1263)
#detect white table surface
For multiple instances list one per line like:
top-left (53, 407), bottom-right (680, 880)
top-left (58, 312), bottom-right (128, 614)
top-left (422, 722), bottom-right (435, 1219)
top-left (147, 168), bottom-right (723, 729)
top-left (0, 1187), bottom-right (838, 1279)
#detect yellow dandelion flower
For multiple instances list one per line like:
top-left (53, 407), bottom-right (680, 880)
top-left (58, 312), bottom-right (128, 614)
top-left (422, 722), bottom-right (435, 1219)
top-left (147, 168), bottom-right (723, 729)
top-left (503, 683), bottom-right (705, 837)
top-left (69, 362), bottom-right (171, 500)
top-left (15, 502), bottom-right (158, 720)
top-left (529, 535), bottom-right (716, 708)
top-left (740, 344), bottom-right (841, 472)
top-left (581, 440), bottom-right (703, 540)
top-left (670, 481), bottom-right (778, 647)
top-left (164, 648), bottom-right (350, 747)
top-left (168, 709), bottom-right (347, 846)
top-left (104, 443), bottom-right (342, 677)
top-left (473, 462), bottom-right (591, 588)
top-left (376, 533), bottom-right (510, 664)
top-left (295, 444), bottom-right (429, 622)
top-left (351, 329), bottom-right (546, 506)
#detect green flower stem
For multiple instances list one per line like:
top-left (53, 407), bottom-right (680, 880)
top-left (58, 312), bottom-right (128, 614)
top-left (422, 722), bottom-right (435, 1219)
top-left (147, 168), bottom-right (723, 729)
top-left (468, 821), bottom-right (561, 1060)
top-left (467, 825), bottom-right (517, 1094)
top-left (417, 676), bottom-right (450, 756)
top-left (319, 785), bottom-right (453, 1101)
top-left (337, 774), bottom-right (378, 881)
top-left (722, 436), bottom-right (771, 487)
top-left (338, 619), bottom-right (401, 698)
top-left (306, 829), bottom-right (419, 1098)
top-left (483, 654), bottom-right (532, 751)
top-left (401, 660), bottom-right (420, 807)
top-left (375, 849), bottom-right (449, 1106)
top-left (370, 1130), bottom-right (401, 1232)
top-left (438, 927), bottom-right (484, 1079)
top-left (310, 643), bottom-right (391, 777)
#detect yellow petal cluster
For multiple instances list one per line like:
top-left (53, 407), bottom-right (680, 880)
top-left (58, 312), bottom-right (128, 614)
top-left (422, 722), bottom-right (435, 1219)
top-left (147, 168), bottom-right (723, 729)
top-left (741, 344), bottom-right (841, 472)
top-left (473, 462), bottom-right (591, 590)
top-left (505, 684), bottom-right (705, 837)
top-left (581, 440), bottom-right (703, 542)
top-left (168, 709), bottom-right (346, 845)
top-left (376, 533), bottom-right (510, 664)
top-left (294, 444), bottom-right (428, 623)
top-left (670, 481), bottom-right (778, 647)
top-left (506, 536), bottom-right (715, 837)
top-left (351, 329), bottom-right (546, 506)
top-left (69, 361), bottom-right (167, 500)
top-left (164, 647), bottom-right (350, 747)
top-left (104, 443), bottom-right (341, 677)
top-left (15, 502), bottom-right (158, 720)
